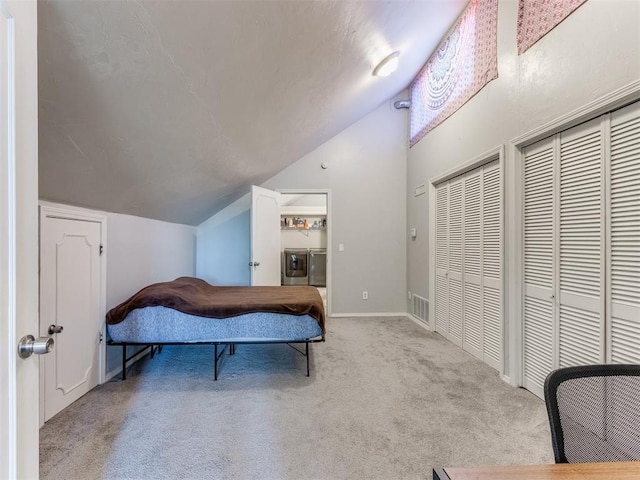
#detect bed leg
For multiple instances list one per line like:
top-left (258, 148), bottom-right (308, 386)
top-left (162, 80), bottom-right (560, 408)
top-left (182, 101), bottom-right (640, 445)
top-left (122, 345), bottom-right (127, 380)
top-left (230, 343), bottom-right (235, 355)
top-left (214, 344), bottom-right (218, 381)
top-left (306, 342), bottom-right (310, 377)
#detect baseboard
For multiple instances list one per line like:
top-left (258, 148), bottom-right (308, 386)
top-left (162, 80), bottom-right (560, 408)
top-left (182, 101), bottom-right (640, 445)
top-left (329, 312), bottom-right (408, 318)
top-left (104, 346), bottom-right (154, 383)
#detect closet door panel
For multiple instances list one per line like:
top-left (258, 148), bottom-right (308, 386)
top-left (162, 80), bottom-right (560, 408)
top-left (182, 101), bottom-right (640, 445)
top-left (558, 119), bottom-right (604, 366)
top-left (482, 162), bottom-right (502, 368)
top-left (463, 169), bottom-right (482, 358)
top-left (448, 177), bottom-right (464, 346)
top-left (435, 183), bottom-right (450, 335)
top-left (609, 102), bottom-right (640, 363)
top-left (523, 137), bottom-right (556, 396)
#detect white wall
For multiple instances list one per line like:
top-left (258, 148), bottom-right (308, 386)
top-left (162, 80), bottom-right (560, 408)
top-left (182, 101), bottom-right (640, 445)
top-left (263, 98), bottom-right (408, 315)
top-left (196, 193), bottom-right (251, 286)
top-left (281, 229), bottom-right (326, 250)
top-left (106, 212), bottom-right (196, 308)
top-left (105, 211), bottom-right (196, 375)
top-left (407, 0), bottom-right (640, 305)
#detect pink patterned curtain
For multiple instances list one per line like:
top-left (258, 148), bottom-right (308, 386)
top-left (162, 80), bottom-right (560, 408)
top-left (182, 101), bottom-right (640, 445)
top-left (409, 0), bottom-right (498, 147)
top-left (517, 0), bottom-right (589, 54)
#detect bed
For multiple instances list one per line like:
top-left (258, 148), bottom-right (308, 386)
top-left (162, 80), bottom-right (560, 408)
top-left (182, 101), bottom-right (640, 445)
top-left (106, 277), bottom-right (325, 380)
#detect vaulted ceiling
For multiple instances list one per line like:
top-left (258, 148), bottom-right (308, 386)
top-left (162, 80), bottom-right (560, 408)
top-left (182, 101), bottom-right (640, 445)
top-left (38, 0), bottom-right (467, 225)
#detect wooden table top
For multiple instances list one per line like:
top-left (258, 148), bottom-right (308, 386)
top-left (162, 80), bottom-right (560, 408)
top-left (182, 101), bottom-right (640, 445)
top-left (435, 461), bottom-right (640, 480)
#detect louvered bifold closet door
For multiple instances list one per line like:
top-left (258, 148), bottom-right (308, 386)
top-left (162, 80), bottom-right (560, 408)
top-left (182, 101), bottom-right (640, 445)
top-left (609, 102), bottom-right (640, 363)
top-left (523, 137), bottom-right (556, 397)
top-left (448, 176), bottom-right (464, 346)
top-left (558, 118), bottom-right (605, 367)
top-left (435, 182), bottom-right (450, 336)
top-left (482, 161), bottom-right (502, 369)
top-left (463, 168), bottom-right (483, 359)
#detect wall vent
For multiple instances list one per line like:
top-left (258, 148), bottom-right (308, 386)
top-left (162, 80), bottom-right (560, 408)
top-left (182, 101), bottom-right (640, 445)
top-left (412, 294), bottom-right (429, 324)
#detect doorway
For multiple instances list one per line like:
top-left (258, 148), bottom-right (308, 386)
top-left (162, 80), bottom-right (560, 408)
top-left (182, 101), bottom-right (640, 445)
top-left (278, 189), bottom-right (331, 316)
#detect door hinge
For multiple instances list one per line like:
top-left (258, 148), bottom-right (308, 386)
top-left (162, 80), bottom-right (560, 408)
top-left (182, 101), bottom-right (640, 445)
top-left (99, 332), bottom-right (104, 343)
top-left (99, 244), bottom-right (104, 255)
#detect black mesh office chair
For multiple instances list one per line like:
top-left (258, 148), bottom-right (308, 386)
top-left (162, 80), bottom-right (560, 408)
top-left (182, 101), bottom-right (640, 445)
top-left (544, 364), bottom-right (640, 463)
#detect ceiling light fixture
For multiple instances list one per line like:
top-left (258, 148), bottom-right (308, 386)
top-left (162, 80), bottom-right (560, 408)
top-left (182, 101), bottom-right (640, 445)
top-left (373, 51), bottom-right (399, 77)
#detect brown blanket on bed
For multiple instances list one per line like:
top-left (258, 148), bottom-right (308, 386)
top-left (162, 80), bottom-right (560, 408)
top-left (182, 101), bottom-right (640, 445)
top-left (106, 277), bottom-right (325, 333)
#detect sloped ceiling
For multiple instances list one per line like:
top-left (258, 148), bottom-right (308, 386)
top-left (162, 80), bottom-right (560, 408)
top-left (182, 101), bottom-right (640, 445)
top-left (38, 0), bottom-right (467, 226)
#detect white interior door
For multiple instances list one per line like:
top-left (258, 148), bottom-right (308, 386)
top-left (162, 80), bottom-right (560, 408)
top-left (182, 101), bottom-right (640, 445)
top-left (433, 160), bottom-right (503, 370)
top-left (557, 119), bottom-right (604, 367)
top-left (481, 161), bottom-right (502, 369)
top-left (250, 185), bottom-right (281, 286)
top-left (40, 211), bottom-right (103, 421)
top-left (521, 106), bottom-right (640, 397)
top-left (463, 169), bottom-right (483, 359)
top-left (608, 102), bottom-right (640, 363)
top-left (1, 1), bottom-right (39, 477)
top-left (447, 176), bottom-right (464, 347)
top-left (435, 183), bottom-right (449, 335)
top-left (522, 137), bottom-right (556, 397)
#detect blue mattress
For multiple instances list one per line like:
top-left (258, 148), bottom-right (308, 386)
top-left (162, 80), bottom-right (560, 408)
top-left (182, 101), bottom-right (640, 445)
top-left (107, 306), bottom-right (323, 344)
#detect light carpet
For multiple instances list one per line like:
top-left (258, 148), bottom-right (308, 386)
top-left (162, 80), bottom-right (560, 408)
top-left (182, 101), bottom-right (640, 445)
top-left (40, 316), bottom-right (553, 479)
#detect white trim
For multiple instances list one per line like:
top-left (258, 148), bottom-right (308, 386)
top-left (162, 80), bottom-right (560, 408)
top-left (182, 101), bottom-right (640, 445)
top-left (506, 142), bottom-right (524, 386)
top-left (0, 4), bottom-right (16, 477)
top-left (509, 80), bottom-right (640, 389)
top-left (428, 182), bottom-right (436, 331)
top-left (430, 145), bottom-right (503, 185)
top-left (512, 79), bottom-right (640, 149)
top-left (329, 312), bottom-right (408, 318)
top-left (276, 188), bottom-right (332, 316)
top-left (105, 347), bottom-right (152, 382)
top-left (38, 203), bottom-right (108, 385)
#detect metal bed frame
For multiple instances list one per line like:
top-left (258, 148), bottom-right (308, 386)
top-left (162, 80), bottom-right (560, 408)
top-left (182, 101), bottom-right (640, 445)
top-left (108, 336), bottom-right (325, 381)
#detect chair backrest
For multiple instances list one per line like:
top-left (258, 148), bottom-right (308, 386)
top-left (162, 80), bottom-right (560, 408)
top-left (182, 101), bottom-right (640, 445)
top-left (544, 364), bottom-right (640, 463)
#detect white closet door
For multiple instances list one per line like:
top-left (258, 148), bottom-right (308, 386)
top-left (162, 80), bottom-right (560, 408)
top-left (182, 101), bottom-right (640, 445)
top-left (609, 102), bottom-right (640, 363)
top-left (523, 137), bottom-right (556, 396)
top-left (482, 161), bottom-right (502, 369)
top-left (463, 168), bottom-right (483, 358)
top-left (558, 118), bottom-right (604, 366)
top-left (448, 176), bottom-right (464, 346)
top-left (435, 182), bottom-right (450, 336)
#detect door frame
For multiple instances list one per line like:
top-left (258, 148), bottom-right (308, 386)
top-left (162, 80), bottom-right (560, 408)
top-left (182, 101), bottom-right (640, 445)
top-left (277, 189), bottom-right (332, 316)
top-left (508, 79), bottom-right (640, 388)
top-left (0, 1), bottom-right (17, 475)
top-left (38, 203), bottom-right (107, 425)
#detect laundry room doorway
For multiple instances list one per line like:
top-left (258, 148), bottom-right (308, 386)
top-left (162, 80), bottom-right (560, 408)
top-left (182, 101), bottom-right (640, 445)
top-left (278, 190), bottom-right (331, 316)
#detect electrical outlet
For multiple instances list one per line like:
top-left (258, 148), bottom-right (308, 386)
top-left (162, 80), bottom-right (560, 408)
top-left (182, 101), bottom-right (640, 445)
top-left (362, 291), bottom-right (368, 300)
top-left (408, 291), bottom-right (412, 300)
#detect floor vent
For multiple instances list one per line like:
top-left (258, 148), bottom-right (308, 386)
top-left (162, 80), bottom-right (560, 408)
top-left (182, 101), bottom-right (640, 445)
top-left (412, 294), bottom-right (428, 323)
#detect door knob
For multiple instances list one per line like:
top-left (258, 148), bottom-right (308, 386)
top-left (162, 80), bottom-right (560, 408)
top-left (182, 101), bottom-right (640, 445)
top-left (17, 335), bottom-right (54, 359)
top-left (48, 324), bottom-right (64, 334)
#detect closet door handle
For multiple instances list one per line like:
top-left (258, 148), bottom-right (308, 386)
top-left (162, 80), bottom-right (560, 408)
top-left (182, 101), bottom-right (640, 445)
top-left (48, 324), bottom-right (64, 334)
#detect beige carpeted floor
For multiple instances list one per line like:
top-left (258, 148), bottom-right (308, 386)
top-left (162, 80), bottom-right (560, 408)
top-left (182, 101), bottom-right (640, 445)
top-left (40, 316), bottom-right (554, 479)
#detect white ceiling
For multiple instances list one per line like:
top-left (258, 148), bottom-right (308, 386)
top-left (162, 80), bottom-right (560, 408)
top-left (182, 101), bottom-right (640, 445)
top-left (38, 0), bottom-right (468, 225)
